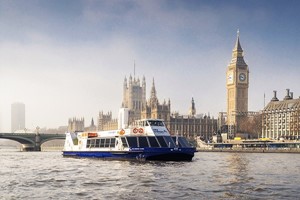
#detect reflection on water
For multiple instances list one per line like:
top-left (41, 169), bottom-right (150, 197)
top-left (0, 151), bottom-right (299, 199)
top-left (228, 153), bottom-right (251, 183)
top-left (223, 154), bottom-right (253, 198)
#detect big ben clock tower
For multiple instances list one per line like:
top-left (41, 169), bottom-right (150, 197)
top-left (226, 30), bottom-right (249, 128)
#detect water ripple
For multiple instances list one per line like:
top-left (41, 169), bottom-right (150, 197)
top-left (0, 151), bottom-right (300, 199)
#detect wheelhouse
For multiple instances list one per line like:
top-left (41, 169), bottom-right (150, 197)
top-left (132, 119), bottom-right (165, 127)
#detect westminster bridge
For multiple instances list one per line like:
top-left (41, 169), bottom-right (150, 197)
top-left (0, 133), bottom-right (65, 151)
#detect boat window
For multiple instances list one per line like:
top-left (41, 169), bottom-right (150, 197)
top-left (148, 120), bottom-right (164, 126)
top-left (100, 139), bottom-right (105, 148)
top-left (126, 136), bottom-right (138, 147)
top-left (148, 137), bottom-right (160, 147)
top-left (171, 137), bottom-right (182, 147)
top-left (104, 138), bottom-right (110, 148)
top-left (163, 136), bottom-right (175, 148)
top-left (157, 121), bottom-right (164, 126)
top-left (86, 139), bottom-right (90, 147)
top-left (121, 137), bottom-right (128, 148)
top-left (178, 137), bottom-right (192, 147)
top-left (138, 137), bottom-right (149, 147)
top-left (95, 139), bottom-right (100, 147)
top-left (90, 139), bottom-right (96, 148)
top-left (110, 138), bottom-right (116, 148)
top-left (156, 136), bottom-right (168, 147)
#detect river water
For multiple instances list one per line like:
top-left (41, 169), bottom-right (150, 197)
top-left (0, 150), bottom-right (299, 200)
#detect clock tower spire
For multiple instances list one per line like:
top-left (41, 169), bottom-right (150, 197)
top-left (226, 30), bottom-right (249, 131)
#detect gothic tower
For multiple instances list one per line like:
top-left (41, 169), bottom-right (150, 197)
top-left (141, 78), bottom-right (171, 122)
top-left (149, 78), bottom-right (158, 108)
top-left (189, 97), bottom-right (196, 116)
top-left (122, 75), bottom-right (146, 122)
top-left (226, 30), bottom-right (249, 126)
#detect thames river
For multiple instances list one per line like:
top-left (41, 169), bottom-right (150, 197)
top-left (0, 150), bottom-right (299, 200)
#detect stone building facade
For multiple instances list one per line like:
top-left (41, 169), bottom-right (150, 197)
top-left (167, 113), bottom-right (217, 141)
top-left (68, 117), bottom-right (84, 132)
top-left (141, 79), bottom-right (171, 123)
top-left (98, 111), bottom-right (118, 131)
top-left (68, 118), bottom-right (99, 132)
top-left (262, 89), bottom-right (300, 140)
top-left (122, 75), bottom-right (146, 123)
top-left (85, 118), bottom-right (97, 132)
top-left (165, 98), bottom-right (217, 140)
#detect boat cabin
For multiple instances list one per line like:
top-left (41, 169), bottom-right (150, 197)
top-left (86, 136), bottom-right (192, 149)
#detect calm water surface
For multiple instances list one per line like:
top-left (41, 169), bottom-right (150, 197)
top-left (0, 150), bottom-right (299, 199)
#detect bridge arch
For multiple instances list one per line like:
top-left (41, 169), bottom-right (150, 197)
top-left (0, 133), bottom-right (65, 151)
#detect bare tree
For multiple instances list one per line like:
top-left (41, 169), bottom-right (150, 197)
top-left (237, 113), bottom-right (262, 138)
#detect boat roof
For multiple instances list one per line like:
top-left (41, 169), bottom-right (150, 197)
top-left (138, 119), bottom-right (164, 122)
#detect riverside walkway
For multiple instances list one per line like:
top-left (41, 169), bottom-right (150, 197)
top-left (196, 138), bottom-right (300, 153)
top-left (197, 147), bottom-right (300, 153)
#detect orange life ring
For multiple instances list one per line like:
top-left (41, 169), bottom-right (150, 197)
top-left (119, 129), bottom-right (125, 135)
top-left (139, 128), bottom-right (144, 134)
top-left (133, 128), bottom-right (138, 134)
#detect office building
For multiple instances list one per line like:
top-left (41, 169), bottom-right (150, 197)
top-left (262, 89), bottom-right (300, 139)
top-left (11, 102), bottom-right (25, 133)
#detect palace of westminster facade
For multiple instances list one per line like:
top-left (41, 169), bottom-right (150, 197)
top-left (97, 76), bottom-right (217, 140)
top-left (68, 31), bottom-right (300, 140)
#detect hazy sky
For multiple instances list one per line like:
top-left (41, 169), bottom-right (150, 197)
top-left (0, 0), bottom-right (299, 132)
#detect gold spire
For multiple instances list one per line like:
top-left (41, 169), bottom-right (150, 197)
top-left (230, 29), bottom-right (246, 66)
top-left (234, 29), bottom-right (243, 52)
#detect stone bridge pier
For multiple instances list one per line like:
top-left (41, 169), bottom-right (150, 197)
top-left (21, 133), bottom-right (41, 151)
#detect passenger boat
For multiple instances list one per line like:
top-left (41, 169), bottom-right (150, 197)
top-left (63, 119), bottom-right (196, 161)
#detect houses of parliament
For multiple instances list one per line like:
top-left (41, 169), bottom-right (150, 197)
top-left (67, 32), bottom-right (244, 141)
top-left (68, 31), bottom-right (300, 141)
top-left (97, 75), bottom-right (217, 140)
top-left (92, 31), bottom-right (249, 140)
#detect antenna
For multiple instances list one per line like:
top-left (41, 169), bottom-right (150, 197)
top-left (134, 60), bottom-right (136, 79)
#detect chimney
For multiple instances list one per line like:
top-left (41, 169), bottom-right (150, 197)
top-left (284, 89), bottom-right (291, 100)
top-left (271, 90), bottom-right (279, 101)
top-left (290, 92), bottom-right (293, 99)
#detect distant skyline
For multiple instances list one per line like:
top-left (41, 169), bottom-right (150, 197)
top-left (0, 0), bottom-right (299, 132)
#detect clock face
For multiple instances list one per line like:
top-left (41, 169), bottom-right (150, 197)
top-left (239, 73), bottom-right (246, 81)
top-left (227, 72), bottom-right (233, 84)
